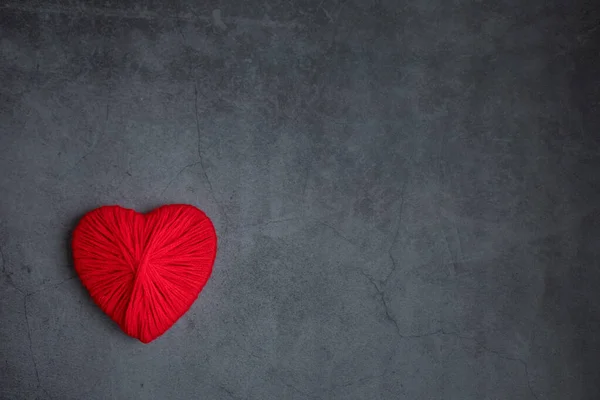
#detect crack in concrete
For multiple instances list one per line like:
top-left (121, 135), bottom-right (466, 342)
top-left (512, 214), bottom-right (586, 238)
top-left (1, 240), bottom-right (77, 295)
top-left (360, 269), bottom-right (540, 400)
top-left (2, 242), bottom-right (75, 397)
top-left (383, 176), bottom-right (408, 285)
top-left (175, 23), bottom-right (230, 237)
top-left (217, 384), bottom-right (243, 400)
top-left (23, 295), bottom-right (41, 392)
top-left (463, 339), bottom-right (540, 400)
top-left (193, 86), bottom-right (215, 198)
top-left (159, 161), bottom-right (203, 196)
top-left (60, 103), bottom-right (109, 179)
top-left (0, 244), bottom-right (25, 294)
top-left (316, 221), bottom-right (355, 246)
top-left (313, 175), bottom-right (543, 399)
top-left (23, 292), bottom-right (56, 400)
top-left (26, 276), bottom-right (77, 297)
top-left (356, 170), bottom-right (538, 399)
top-left (193, 84), bottom-right (230, 237)
top-left (441, 225), bottom-right (460, 273)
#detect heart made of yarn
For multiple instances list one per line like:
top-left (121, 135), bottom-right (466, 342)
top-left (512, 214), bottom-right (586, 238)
top-left (72, 204), bottom-right (217, 343)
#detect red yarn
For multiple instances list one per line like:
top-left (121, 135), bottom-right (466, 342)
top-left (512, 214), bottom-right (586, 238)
top-left (72, 204), bottom-right (217, 343)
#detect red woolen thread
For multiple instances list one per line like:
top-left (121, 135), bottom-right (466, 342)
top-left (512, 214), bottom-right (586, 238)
top-left (72, 204), bottom-right (217, 343)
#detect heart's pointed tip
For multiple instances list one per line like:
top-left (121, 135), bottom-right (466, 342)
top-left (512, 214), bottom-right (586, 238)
top-left (135, 333), bottom-right (157, 344)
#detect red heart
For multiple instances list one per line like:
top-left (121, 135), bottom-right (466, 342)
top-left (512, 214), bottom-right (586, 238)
top-left (72, 204), bottom-right (217, 343)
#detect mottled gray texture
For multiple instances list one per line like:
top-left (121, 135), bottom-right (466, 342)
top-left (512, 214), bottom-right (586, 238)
top-left (1, 1), bottom-right (599, 399)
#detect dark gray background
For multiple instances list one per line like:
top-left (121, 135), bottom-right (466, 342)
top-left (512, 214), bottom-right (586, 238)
top-left (1, 1), bottom-right (599, 399)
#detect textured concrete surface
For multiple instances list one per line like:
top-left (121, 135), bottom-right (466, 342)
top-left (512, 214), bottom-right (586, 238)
top-left (1, 1), bottom-right (600, 399)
